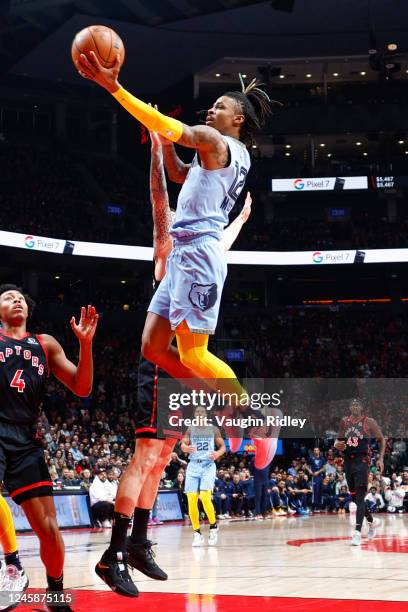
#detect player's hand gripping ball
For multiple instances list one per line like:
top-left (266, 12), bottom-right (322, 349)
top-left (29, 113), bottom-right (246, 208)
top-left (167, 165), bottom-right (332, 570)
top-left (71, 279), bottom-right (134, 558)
top-left (71, 25), bottom-right (125, 69)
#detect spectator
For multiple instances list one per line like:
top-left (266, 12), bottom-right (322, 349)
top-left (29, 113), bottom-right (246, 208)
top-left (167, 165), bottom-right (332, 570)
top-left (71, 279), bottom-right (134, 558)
top-left (229, 474), bottom-right (244, 517)
top-left (321, 476), bottom-right (336, 512)
top-left (286, 474), bottom-right (308, 515)
top-left (288, 460), bottom-right (299, 477)
top-left (166, 452), bottom-right (188, 482)
top-left (253, 466), bottom-right (270, 519)
top-left (173, 471), bottom-right (188, 516)
top-left (80, 469), bottom-right (93, 492)
top-left (69, 440), bottom-right (84, 463)
top-left (268, 475), bottom-right (287, 516)
top-left (241, 471), bottom-right (255, 517)
top-left (365, 486), bottom-right (385, 513)
top-left (335, 485), bottom-right (352, 513)
top-left (384, 482), bottom-right (405, 513)
top-left (392, 439), bottom-right (407, 466)
top-left (89, 470), bottom-right (115, 528)
top-left (324, 457), bottom-right (337, 478)
top-left (214, 472), bottom-right (230, 519)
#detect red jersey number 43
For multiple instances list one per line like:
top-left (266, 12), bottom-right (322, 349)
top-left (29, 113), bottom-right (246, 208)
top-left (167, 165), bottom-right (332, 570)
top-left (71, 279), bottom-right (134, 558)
top-left (11, 370), bottom-right (26, 393)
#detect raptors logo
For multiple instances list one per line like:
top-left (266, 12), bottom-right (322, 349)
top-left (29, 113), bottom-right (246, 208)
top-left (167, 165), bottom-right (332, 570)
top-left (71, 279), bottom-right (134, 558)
top-left (188, 283), bottom-right (218, 311)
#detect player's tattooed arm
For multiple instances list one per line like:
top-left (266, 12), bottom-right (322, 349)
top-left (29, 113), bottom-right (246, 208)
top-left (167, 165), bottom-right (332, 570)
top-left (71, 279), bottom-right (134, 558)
top-left (368, 417), bottom-right (386, 473)
top-left (149, 130), bottom-right (173, 259)
top-left (160, 140), bottom-right (191, 184)
top-left (177, 124), bottom-right (229, 170)
top-left (40, 305), bottom-right (98, 397)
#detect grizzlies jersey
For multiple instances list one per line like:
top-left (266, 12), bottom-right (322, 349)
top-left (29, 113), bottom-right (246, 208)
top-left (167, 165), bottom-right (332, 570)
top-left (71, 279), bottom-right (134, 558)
top-left (309, 456), bottom-right (325, 475)
top-left (342, 415), bottom-right (371, 456)
top-left (0, 330), bottom-right (48, 425)
top-left (171, 136), bottom-right (251, 241)
top-left (190, 426), bottom-right (215, 462)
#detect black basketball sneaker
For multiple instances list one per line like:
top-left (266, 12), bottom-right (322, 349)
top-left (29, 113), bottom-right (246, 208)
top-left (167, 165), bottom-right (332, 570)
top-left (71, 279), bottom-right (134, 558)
top-left (126, 538), bottom-right (168, 581)
top-left (95, 550), bottom-right (139, 597)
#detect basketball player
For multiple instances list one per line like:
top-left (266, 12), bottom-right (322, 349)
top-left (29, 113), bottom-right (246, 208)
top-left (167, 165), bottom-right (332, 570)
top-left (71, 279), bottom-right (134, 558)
top-left (95, 128), bottom-right (253, 596)
top-left (181, 406), bottom-right (225, 547)
top-left (0, 285), bottom-right (98, 611)
top-left (0, 495), bottom-right (29, 610)
top-left (305, 447), bottom-right (325, 512)
top-left (76, 54), bottom-right (276, 469)
top-left (334, 398), bottom-right (385, 546)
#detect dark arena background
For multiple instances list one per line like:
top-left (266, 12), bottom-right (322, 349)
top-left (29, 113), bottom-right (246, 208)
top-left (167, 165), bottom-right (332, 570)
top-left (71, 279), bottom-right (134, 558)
top-left (0, 1), bottom-right (408, 611)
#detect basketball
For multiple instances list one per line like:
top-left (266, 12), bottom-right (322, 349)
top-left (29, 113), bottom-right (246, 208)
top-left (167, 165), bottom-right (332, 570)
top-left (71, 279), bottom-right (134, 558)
top-left (71, 25), bottom-right (125, 70)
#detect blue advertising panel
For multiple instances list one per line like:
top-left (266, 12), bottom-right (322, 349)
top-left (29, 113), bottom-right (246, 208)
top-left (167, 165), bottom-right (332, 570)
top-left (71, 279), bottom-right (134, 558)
top-left (156, 490), bottom-right (183, 521)
top-left (5, 494), bottom-right (92, 531)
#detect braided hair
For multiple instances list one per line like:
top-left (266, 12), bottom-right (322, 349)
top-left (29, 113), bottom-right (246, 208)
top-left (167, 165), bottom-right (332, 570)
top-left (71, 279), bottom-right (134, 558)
top-left (224, 74), bottom-right (280, 146)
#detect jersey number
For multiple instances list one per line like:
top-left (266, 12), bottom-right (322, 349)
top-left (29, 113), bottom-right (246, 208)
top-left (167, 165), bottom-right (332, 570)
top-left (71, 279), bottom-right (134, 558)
top-left (346, 437), bottom-right (359, 447)
top-left (220, 161), bottom-right (248, 212)
top-left (196, 441), bottom-right (209, 451)
top-left (10, 370), bottom-right (26, 393)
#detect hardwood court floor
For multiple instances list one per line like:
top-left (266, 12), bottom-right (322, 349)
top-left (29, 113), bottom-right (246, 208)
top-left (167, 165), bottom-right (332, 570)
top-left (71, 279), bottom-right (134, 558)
top-left (14, 513), bottom-right (408, 611)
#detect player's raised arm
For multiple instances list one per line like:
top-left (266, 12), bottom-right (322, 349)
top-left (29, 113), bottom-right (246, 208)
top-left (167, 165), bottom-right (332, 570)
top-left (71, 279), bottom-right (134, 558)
top-left (159, 138), bottom-right (191, 184)
top-left (76, 53), bottom-right (226, 150)
top-left (40, 305), bottom-right (98, 397)
top-left (219, 191), bottom-right (252, 252)
top-left (76, 55), bottom-right (273, 172)
top-left (149, 128), bottom-right (173, 261)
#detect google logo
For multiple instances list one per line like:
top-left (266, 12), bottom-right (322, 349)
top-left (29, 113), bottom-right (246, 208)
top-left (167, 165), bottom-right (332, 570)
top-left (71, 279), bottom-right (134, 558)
top-left (313, 251), bottom-right (323, 264)
top-left (25, 236), bottom-right (35, 249)
top-left (294, 179), bottom-right (305, 190)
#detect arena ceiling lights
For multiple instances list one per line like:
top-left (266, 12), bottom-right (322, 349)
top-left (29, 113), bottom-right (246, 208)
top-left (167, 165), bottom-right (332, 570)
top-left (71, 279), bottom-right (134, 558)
top-left (194, 54), bottom-right (408, 95)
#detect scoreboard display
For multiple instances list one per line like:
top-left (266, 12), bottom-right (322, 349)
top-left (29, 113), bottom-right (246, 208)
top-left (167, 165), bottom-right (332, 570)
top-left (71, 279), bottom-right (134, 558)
top-left (271, 175), bottom-right (408, 192)
top-left (372, 176), bottom-right (408, 189)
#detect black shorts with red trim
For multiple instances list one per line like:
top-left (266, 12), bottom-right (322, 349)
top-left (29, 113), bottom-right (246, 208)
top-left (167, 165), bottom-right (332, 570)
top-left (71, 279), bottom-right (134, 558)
top-left (0, 420), bottom-right (53, 505)
top-left (135, 356), bottom-right (166, 439)
top-left (344, 453), bottom-right (370, 494)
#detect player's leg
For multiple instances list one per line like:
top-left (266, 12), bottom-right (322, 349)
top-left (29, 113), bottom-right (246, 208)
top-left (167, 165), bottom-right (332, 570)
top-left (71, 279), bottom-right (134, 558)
top-left (313, 477), bottom-right (323, 512)
top-left (131, 438), bottom-right (176, 534)
top-left (0, 494), bottom-right (22, 570)
top-left (0, 493), bottom-right (29, 601)
top-left (126, 438), bottom-right (176, 580)
top-left (185, 466), bottom-right (204, 547)
top-left (187, 492), bottom-right (205, 548)
top-left (355, 460), bottom-right (378, 539)
top-left (145, 252), bottom-right (243, 453)
top-left (5, 432), bottom-right (68, 611)
top-left (198, 464), bottom-right (218, 545)
top-left (348, 460), bottom-right (369, 546)
top-left (199, 491), bottom-right (218, 540)
top-left (142, 312), bottom-right (194, 379)
top-left (96, 438), bottom-right (169, 597)
top-left (20, 496), bottom-right (71, 609)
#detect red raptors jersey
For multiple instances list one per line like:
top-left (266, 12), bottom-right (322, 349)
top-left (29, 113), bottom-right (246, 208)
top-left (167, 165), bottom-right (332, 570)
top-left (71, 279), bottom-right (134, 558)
top-left (0, 330), bottom-right (48, 425)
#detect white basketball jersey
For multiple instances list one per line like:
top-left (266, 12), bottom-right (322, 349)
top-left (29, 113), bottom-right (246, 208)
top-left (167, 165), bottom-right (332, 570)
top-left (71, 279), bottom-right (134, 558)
top-left (170, 136), bottom-right (251, 241)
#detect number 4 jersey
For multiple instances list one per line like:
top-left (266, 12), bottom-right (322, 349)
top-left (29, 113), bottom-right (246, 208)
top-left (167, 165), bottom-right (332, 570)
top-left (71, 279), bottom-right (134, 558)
top-left (170, 136), bottom-right (251, 241)
top-left (0, 330), bottom-right (48, 425)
